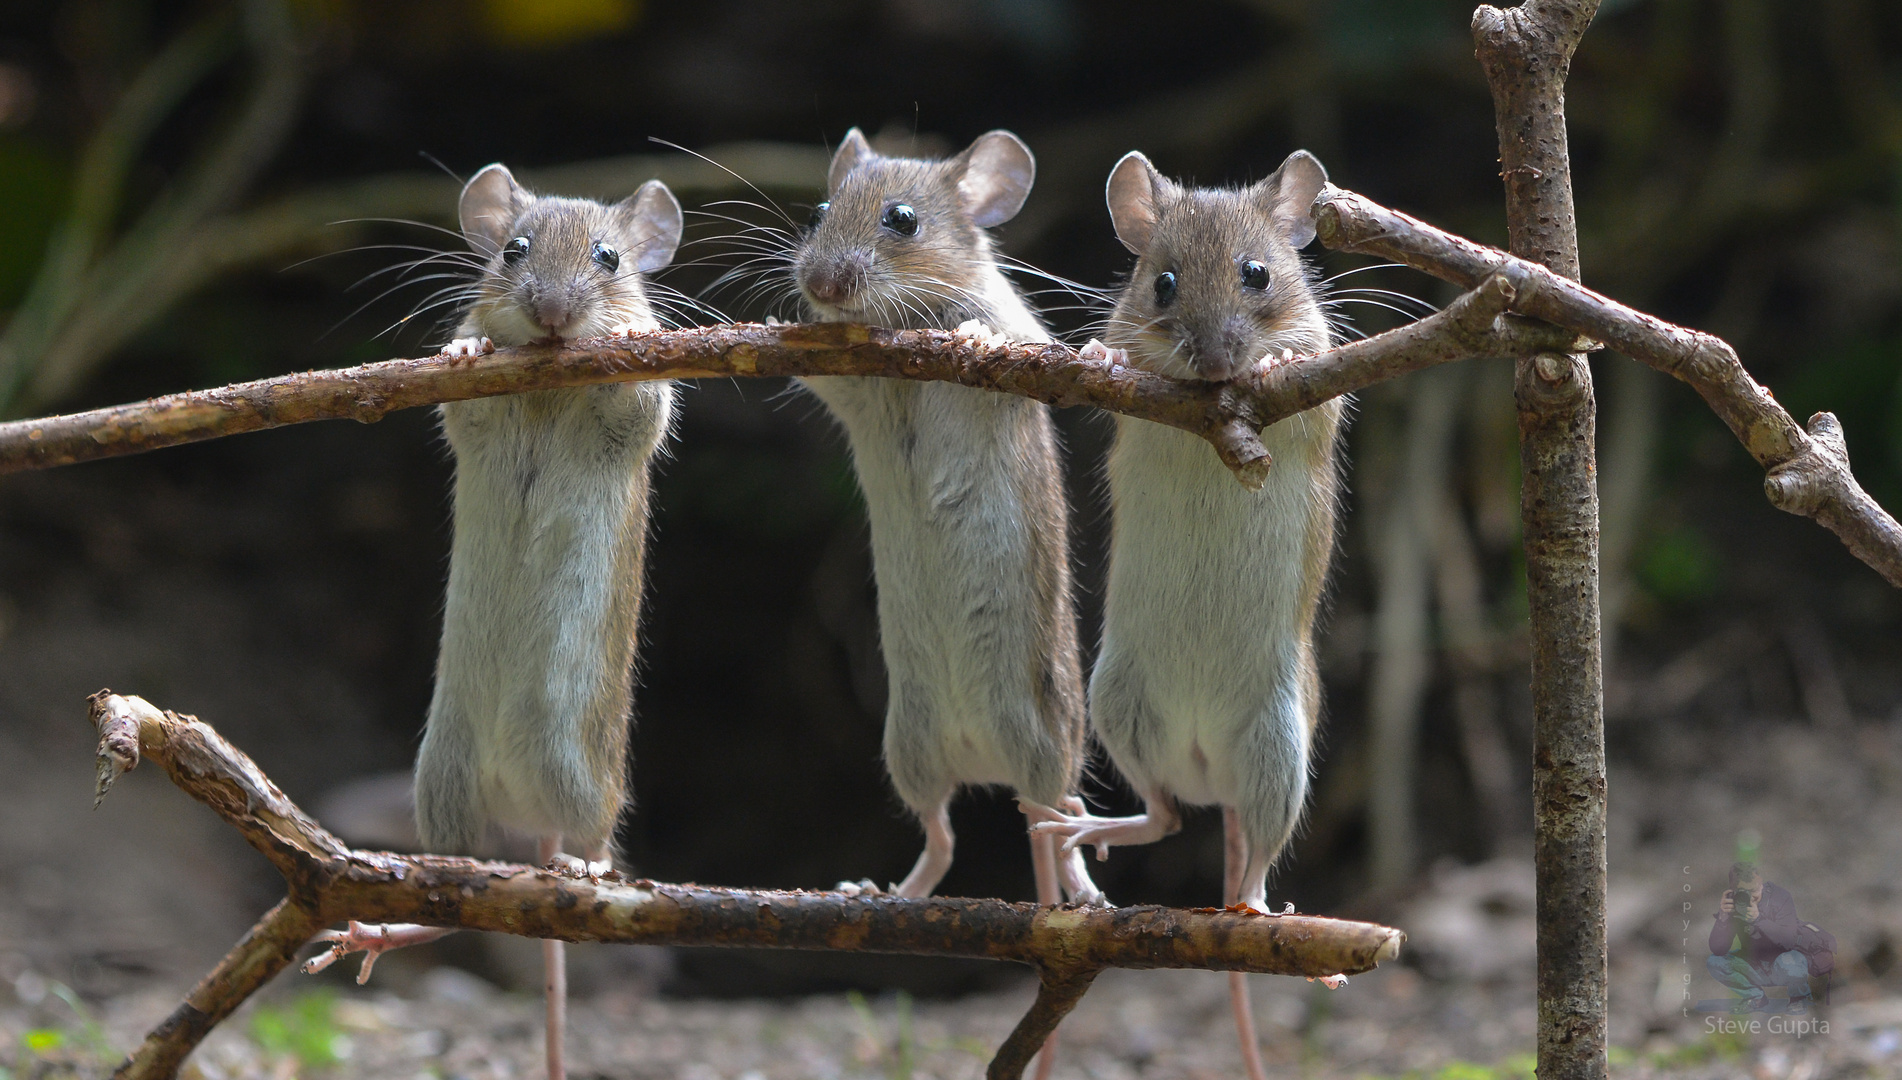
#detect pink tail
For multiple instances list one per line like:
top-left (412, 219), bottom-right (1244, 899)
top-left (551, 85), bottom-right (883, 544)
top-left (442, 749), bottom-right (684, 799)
top-left (1224, 809), bottom-right (1269, 1080)
top-left (539, 835), bottom-right (568, 1080)
top-left (1030, 830), bottom-right (1063, 1080)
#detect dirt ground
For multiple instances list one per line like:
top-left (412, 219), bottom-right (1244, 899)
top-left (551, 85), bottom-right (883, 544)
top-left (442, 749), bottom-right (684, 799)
top-left (5, 692), bottom-right (1902, 1079)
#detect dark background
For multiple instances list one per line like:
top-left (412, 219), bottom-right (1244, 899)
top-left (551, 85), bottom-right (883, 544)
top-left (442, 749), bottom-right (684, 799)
top-left (0, 0), bottom-right (1899, 998)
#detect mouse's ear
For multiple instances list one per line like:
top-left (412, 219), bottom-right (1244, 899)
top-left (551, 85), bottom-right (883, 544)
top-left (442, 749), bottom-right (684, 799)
top-left (616, 179), bottom-right (684, 274)
top-left (828, 128), bottom-right (877, 195)
top-left (954, 130), bottom-right (1035, 229)
top-left (1255, 150), bottom-right (1328, 249)
top-left (459, 163), bottom-right (528, 258)
top-left (1106, 151), bottom-right (1168, 254)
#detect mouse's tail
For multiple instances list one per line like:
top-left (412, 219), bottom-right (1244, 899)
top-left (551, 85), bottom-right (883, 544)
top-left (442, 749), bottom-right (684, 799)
top-left (1225, 807), bottom-right (1273, 1080)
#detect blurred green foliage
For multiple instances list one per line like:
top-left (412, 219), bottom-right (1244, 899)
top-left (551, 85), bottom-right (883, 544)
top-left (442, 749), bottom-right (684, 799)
top-left (0, 137), bottom-right (65, 309)
top-left (249, 988), bottom-right (347, 1070)
top-left (1638, 525), bottom-right (1720, 605)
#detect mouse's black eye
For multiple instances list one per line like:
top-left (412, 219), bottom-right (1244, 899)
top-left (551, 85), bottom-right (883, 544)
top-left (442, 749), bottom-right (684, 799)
top-left (1153, 271), bottom-right (1178, 307)
top-left (592, 242), bottom-right (620, 273)
top-left (502, 236), bottom-right (530, 265)
top-left (808, 201), bottom-right (830, 229)
top-left (1240, 260), bottom-right (1269, 290)
top-left (881, 203), bottom-right (919, 236)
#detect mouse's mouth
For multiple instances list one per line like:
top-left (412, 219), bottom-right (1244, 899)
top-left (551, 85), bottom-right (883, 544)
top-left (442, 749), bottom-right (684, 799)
top-left (801, 296), bottom-right (866, 321)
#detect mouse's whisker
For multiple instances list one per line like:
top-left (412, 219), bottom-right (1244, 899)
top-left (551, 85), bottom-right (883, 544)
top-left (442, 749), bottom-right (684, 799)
top-left (647, 140), bottom-right (800, 231)
top-left (1317, 262), bottom-right (1411, 286)
top-left (1324, 287), bottom-right (1438, 312)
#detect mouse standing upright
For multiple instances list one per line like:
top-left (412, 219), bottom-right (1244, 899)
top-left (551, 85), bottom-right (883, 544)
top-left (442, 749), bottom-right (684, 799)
top-left (306, 163), bottom-right (683, 1080)
top-left (1026, 149), bottom-right (1345, 1080)
top-left (791, 129), bottom-right (1102, 922)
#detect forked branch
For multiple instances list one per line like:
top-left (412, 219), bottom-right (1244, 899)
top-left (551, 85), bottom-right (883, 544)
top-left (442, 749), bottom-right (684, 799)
top-left (1314, 187), bottom-right (1902, 587)
top-left (86, 692), bottom-right (1404, 1080)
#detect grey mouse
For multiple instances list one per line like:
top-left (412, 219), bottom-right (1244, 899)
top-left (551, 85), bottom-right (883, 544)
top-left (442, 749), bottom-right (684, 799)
top-left (307, 163), bottom-right (683, 1080)
top-left (1025, 148), bottom-right (1349, 1080)
top-left (791, 129), bottom-right (1103, 918)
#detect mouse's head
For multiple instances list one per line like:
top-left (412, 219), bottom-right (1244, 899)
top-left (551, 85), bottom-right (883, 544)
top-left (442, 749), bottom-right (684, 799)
top-left (1102, 150), bottom-right (1329, 382)
top-left (457, 163), bottom-right (683, 347)
top-left (794, 128), bottom-right (1034, 327)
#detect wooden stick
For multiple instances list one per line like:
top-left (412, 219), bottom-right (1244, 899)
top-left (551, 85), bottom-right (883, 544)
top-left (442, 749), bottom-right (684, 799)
top-left (1473, 2), bottom-right (1608, 1079)
top-left (0, 305), bottom-right (1572, 491)
top-left (87, 692), bottom-right (1405, 1080)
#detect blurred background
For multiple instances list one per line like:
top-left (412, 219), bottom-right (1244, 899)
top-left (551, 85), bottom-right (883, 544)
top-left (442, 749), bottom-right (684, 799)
top-left (2, 0), bottom-right (1902, 1076)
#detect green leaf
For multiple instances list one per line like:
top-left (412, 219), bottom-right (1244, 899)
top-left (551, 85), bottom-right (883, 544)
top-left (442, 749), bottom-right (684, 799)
top-left (22, 1029), bottom-right (64, 1055)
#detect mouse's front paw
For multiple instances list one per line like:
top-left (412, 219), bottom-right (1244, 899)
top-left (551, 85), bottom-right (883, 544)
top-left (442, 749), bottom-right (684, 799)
top-left (608, 322), bottom-right (647, 339)
top-left (954, 319), bottom-right (1009, 349)
top-left (1259, 346), bottom-right (1299, 370)
top-left (1308, 973), bottom-right (1349, 989)
top-left (836, 878), bottom-right (884, 898)
top-left (443, 336), bottom-right (494, 364)
top-left (1078, 339), bottom-right (1129, 366)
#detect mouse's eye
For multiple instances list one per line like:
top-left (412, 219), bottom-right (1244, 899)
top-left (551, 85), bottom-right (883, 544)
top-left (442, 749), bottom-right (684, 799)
top-left (808, 201), bottom-right (830, 229)
top-left (1153, 271), bottom-right (1178, 307)
top-left (592, 242), bottom-right (620, 273)
top-left (1240, 260), bottom-right (1269, 291)
top-left (881, 203), bottom-right (919, 237)
top-left (502, 236), bottom-right (530, 265)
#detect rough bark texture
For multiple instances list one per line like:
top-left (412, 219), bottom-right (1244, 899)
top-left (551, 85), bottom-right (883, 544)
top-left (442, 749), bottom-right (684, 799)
top-left (1473, 3), bottom-right (1608, 1079)
top-left (0, 306), bottom-right (1573, 490)
top-left (86, 692), bottom-right (1404, 1080)
top-left (1312, 189), bottom-right (1902, 587)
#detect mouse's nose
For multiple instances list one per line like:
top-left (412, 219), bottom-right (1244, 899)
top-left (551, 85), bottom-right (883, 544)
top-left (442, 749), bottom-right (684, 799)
top-left (1189, 316), bottom-right (1255, 381)
top-left (533, 297), bottom-right (572, 334)
top-left (800, 252), bottom-right (868, 307)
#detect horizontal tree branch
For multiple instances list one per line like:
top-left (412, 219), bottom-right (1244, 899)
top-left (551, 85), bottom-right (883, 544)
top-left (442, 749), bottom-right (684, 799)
top-left (1314, 186), bottom-right (1902, 587)
top-left (87, 692), bottom-right (1404, 1080)
top-left (0, 286), bottom-right (1574, 489)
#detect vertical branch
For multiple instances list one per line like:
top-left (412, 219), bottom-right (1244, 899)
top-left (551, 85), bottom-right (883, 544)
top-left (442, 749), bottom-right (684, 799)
top-left (1472, 3), bottom-right (1608, 1080)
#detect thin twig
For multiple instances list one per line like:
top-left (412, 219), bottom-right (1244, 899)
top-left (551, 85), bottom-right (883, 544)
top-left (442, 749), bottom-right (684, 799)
top-left (87, 692), bottom-right (1404, 1080)
top-left (110, 899), bottom-right (316, 1080)
top-left (986, 965), bottom-right (1100, 1080)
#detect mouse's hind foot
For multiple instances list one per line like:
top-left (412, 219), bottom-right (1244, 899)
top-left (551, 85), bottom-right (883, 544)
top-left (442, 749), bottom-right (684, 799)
top-left (302, 922), bottom-right (455, 984)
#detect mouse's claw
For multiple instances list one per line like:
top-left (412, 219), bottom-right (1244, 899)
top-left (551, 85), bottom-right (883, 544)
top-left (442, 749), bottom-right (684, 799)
top-left (1308, 973), bottom-right (1349, 989)
top-left (443, 336), bottom-right (493, 364)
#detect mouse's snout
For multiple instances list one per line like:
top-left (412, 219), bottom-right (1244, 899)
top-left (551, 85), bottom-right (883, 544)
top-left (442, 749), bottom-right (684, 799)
top-left (1186, 314), bottom-right (1257, 382)
top-left (800, 250), bottom-right (871, 308)
top-left (521, 278), bottom-right (589, 339)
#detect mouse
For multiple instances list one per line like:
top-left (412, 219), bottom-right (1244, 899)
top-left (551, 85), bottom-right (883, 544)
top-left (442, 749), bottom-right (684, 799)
top-left (304, 162), bottom-right (683, 1080)
top-left (1023, 148), bottom-right (1347, 1080)
top-left (792, 129), bottom-right (1102, 916)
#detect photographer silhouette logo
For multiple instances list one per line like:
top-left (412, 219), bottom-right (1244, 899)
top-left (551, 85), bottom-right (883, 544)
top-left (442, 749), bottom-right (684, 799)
top-left (1694, 855), bottom-right (1836, 1036)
